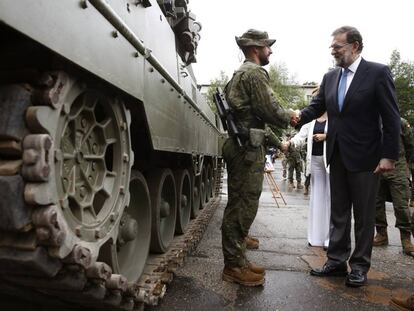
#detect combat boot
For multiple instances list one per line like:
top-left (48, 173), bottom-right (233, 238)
top-left (373, 226), bottom-right (388, 246)
top-left (222, 266), bottom-right (264, 286)
top-left (288, 181), bottom-right (295, 190)
top-left (296, 182), bottom-right (304, 189)
top-left (390, 293), bottom-right (414, 311)
top-left (400, 230), bottom-right (414, 257)
top-left (304, 186), bottom-right (309, 195)
top-left (245, 236), bottom-right (259, 249)
top-left (247, 261), bottom-right (265, 275)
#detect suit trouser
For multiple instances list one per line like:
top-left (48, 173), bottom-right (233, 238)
top-left (327, 147), bottom-right (379, 273)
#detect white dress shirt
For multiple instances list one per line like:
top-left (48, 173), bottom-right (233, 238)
top-left (343, 55), bottom-right (362, 93)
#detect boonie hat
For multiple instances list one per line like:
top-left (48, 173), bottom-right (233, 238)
top-left (235, 29), bottom-right (276, 47)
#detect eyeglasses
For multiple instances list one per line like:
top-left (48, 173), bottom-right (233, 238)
top-left (329, 43), bottom-right (352, 50)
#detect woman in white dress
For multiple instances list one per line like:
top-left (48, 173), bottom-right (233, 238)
top-left (290, 112), bottom-right (330, 248)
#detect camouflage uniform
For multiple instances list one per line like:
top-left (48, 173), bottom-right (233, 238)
top-left (265, 124), bottom-right (282, 150)
top-left (222, 59), bottom-right (291, 268)
top-left (375, 118), bottom-right (414, 236)
top-left (286, 135), bottom-right (303, 187)
top-left (281, 154), bottom-right (288, 179)
top-left (280, 131), bottom-right (292, 179)
top-left (301, 142), bottom-right (311, 194)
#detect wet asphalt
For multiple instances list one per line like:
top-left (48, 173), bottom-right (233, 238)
top-left (148, 159), bottom-right (414, 311)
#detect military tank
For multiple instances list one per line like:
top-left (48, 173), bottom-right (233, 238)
top-left (0, 0), bottom-right (223, 309)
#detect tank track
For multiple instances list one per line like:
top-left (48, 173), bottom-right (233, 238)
top-left (0, 196), bottom-right (222, 310)
top-left (0, 74), bottom-right (223, 310)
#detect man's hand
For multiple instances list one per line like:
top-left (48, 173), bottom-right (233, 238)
top-left (290, 110), bottom-right (301, 127)
top-left (374, 158), bottom-right (396, 174)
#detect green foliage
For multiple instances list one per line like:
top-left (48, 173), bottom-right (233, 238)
top-left (389, 50), bottom-right (414, 125)
top-left (268, 63), bottom-right (308, 110)
top-left (206, 71), bottom-right (229, 112)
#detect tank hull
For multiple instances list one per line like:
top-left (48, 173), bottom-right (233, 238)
top-left (0, 1), bottom-right (223, 309)
top-left (0, 0), bottom-right (220, 154)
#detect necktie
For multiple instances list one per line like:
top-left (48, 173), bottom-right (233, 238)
top-left (337, 68), bottom-right (349, 111)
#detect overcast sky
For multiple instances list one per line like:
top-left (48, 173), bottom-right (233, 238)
top-left (190, 0), bottom-right (414, 85)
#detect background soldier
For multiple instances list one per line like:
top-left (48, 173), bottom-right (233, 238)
top-left (373, 118), bottom-right (414, 257)
top-left (281, 152), bottom-right (288, 179)
top-left (285, 131), bottom-right (303, 190)
top-left (221, 29), bottom-right (296, 286)
top-left (300, 142), bottom-right (310, 195)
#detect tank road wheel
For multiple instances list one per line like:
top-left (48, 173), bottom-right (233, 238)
top-left (25, 72), bottom-right (132, 261)
top-left (174, 169), bottom-right (191, 234)
top-left (148, 169), bottom-right (177, 253)
top-left (191, 172), bottom-right (201, 219)
top-left (109, 171), bottom-right (151, 281)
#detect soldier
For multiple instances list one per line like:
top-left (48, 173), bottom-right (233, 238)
top-left (286, 131), bottom-right (303, 190)
top-left (280, 130), bottom-right (289, 180)
top-left (373, 118), bottom-right (414, 257)
top-left (221, 29), bottom-right (296, 286)
top-left (281, 153), bottom-right (288, 180)
top-left (300, 141), bottom-right (310, 195)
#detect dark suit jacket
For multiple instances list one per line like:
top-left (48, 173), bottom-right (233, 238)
top-left (300, 58), bottom-right (400, 172)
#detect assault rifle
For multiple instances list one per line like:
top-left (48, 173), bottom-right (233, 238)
top-left (213, 87), bottom-right (243, 147)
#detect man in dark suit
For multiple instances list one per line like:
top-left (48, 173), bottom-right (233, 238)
top-left (295, 26), bottom-right (400, 287)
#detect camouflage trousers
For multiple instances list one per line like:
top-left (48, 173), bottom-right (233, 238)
top-left (221, 138), bottom-right (265, 267)
top-left (287, 158), bottom-right (302, 183)
top-left (282, 156), bottom-right (287, 178)
top-left (375, 172), bottom-right (412, 232)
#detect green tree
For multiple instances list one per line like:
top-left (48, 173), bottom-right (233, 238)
top-left (205, 71), bottom-right (229, 112)
top-left (389, 50), bottom-right (414, 125)
top-left (268, 63), bottom-right (308, 111)
top-left (267, 63), bottom-right (307, 138)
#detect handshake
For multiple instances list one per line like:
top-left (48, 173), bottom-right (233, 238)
top-left (289, 109), bottom-right (301, 127)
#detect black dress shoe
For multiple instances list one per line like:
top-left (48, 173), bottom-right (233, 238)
top-left (345, 270), bottom-right (367, 287)
top-left (310, 263), bottom-right (348, 277)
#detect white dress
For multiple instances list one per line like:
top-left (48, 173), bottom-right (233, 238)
top-left (291, 120), bottom-right (330, 247)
